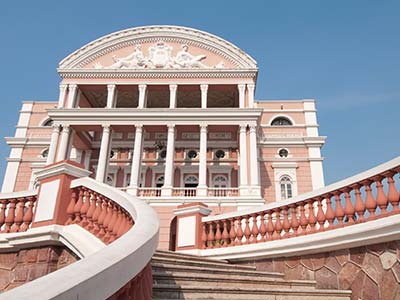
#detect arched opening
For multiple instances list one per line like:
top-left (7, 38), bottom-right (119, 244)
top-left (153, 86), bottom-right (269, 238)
top-left (271, 116), bottom-right (293, 126)
top-left (184, 175), bottom-right (198, 188)
top-left (169, 216), bottom-right (177, 251)
top-left (213, 175), bottom-right (228, 188)
top-left (155, 175), bottom-right (164, 188)
top-left (280, 176), bottom-right (293, 199)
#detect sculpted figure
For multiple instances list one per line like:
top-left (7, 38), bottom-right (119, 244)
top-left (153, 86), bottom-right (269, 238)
top-left (174, 45), bottom-right (207, 68)
top-left (109, 44), bottom-right (147, 69)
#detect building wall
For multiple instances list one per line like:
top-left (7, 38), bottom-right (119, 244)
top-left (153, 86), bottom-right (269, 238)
top-left (0, 245), bottom-right (78, 292)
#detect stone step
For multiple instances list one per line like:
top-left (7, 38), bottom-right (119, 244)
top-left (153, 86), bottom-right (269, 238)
top-left (152, 284), bottom-right (352, 300)
top-left (151, 262), bottom-right (284, 279)
top-left (154, 250), bottom-right (229, 264)
top-left (153, 272), bottom-right (317, 290)
top-left (152, 255), bottom-right (256, 271)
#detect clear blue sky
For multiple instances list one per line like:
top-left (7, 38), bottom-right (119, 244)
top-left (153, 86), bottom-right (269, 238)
top-left (0, 0), bottom-right (399, 185)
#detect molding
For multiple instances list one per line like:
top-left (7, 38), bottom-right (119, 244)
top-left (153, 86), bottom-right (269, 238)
top-left (174, 205), bottom-right (212, 216)
top-left (59, 26), bottom-right (258, 70)
top-left (187, 215), bottom-right (400, 261)
top-left (0, 224), bottom-right (105, 259)
top-left (34, 162), bottom-right (91, 181)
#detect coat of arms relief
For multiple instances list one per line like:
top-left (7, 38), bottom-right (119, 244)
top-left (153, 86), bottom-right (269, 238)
top-left (94, 41), bottom-right (225, 69)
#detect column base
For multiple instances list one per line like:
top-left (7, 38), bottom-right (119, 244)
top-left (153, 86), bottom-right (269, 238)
top-left (125, 186), bottom-right (138, 196)
top-left (196, 185), bottom-right (208, 197)
top-left (161, 186), bottom-right (173, 197)
top-left (248, 185), bottom-right (262, 197)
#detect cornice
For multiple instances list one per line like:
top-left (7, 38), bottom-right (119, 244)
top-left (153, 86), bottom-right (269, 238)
top-left (59, 26), bottom-right (258, 70)
top-left (57, 68), bottom-right (257, 79)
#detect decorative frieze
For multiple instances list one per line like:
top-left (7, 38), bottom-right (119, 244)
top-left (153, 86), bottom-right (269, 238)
top-left (209, 132), bottom-right (232, 140)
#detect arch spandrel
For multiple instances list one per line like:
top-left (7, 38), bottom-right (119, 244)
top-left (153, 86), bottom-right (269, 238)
top-left (58, 26), bottom-right (258, 71)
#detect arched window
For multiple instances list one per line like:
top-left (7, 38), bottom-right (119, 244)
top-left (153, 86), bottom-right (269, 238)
top-left (184, 175), bottom-right (198, 187)
top-left (40, 148), bottom-right (49, 158)
top-left (42, 118), bottom-right (54, 127)
top-left (280, 176), bottom-right (293, 199)
top-left (271, 117), bottom-right (293, 126)
top-left (213, 175), bottom-right (228, 188)
top-left (155, 175), bottom-right (164, 188)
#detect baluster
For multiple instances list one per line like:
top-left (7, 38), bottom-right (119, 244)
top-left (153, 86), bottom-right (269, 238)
top-left (375, 177), bottom-right (388, 216)
top-left (97, 197), bottom-right (107, 238)
top-left (110, 207), bottom-right (122, 242)
top-left (307, 200), bottom-right (317, 233)
top-left (117, 212), bottom-right (127, 238)
top-left (354, 185), bottom-right (365, 222)
top-left (215, 222), bottom-right (222, 248)
top-left (20, 197), bottom-right (34, 232)
top-left (0, 200), bottom-right (6, 232)
top-left (364, 181), bottom-right (377, 219)
top-left (5, 199), bottom-right (16, 233)
top-left (86, 192), bottom-right (96, 231)
top-left (80, 188), bottom-right (90, 227)
top-left (299, 202), bottom-right (308, 235)
top-left (236, 217), bottom-right (243, 245)
top-left (207, 222), bottom-right (215, 248)
top-left (274, 210), bottom-right (282, 240)
top-left (290, 204), bottom-right (299, 236)
top-left (386, 173), bottom-right (399, 213)
top-left (222, 220), bottom-right (229, 247)
top-left (251, 214), bottom-right (259, 243)
top-left (335, 193), bottom-right (345, 227)
top-left (343, 189), bottom-right (355, 224)
top-left (102, 201), bottom-right (113, 243)
top-left (66, 190), bottom-right (77, 225)
top-left (266, 211), bottom-right (274, 241)
top-left (325, 195), bottom-right (335, 229)
top-left (244, 216), bottom-right (251, 244)
top-left (74, 188), bottom-right (84, 223)
top-left (92, 195), bottom-right (102, 234)
top-left (201, 223), bottom-right (207, 249)
top-left (229, 218), bottom-right (236, 246)
top-left (12, 198), bottom-right (24, 232)
top-left (282, 207), bottom-right (291, 238)
top-left (316, 197), bottom-right (326, 231)
top-left (259, 212), bottom-right (267, 242)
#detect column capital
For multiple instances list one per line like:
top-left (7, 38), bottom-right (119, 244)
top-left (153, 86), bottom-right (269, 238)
top-left (167, 124), bottom-right (175, 131)
top-left (107, 84), bottom-right (116, 90)
top-left (61, 124), bottom-right (70, 130)
top-left (135, 124), bottom-right (143, 132)
top-left (237, 84), bottom-right (246, 91)
top-left (200, 84), bottom-right (208, 92)
top-left (68, 84), bottom-right (78, 90)
top-left (52, 124), bottom-right (61, 132)
top-left (247, 83), bottom-right (255, 90)
top-left (59, 84), bottom-right (68, 90)
top-left (169, 84), bottom-right (178, 91)
top-left (200, 124), bottom-right (208, 132)
top-left (249, 124), bottom-right (257, 132)
top-left (102, 124), bottom-right (111, 131)
top-left (239, 124), bottom-right (248, 132)
top-left (138, 84), bottom-right (147, 90)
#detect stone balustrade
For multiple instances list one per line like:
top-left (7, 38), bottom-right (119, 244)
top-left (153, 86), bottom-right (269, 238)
top-left (201, 157), bottom-right (400, 249)
top-left (0, 192), bottom-right (37, 233)
top-left (65, 186), bottom-right (133, 244)
top-left (172, 188), bottom-right (197, 197)
top-left (207, 187), bottom-right (239, 197)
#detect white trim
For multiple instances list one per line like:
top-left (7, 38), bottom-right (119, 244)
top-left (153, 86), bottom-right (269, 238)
top-left (34, 162), bottom-right (92, 181)
top-left (185, 215), bottom-right (400, 261)
top-left (0, 224), bottom-right (105, 259)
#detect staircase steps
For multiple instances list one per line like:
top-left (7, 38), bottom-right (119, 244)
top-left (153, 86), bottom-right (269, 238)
top-left (152, 250), bottom-right (351, 300)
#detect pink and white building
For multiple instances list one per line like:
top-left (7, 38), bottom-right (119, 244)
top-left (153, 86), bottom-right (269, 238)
top-left (1, 26), bottom-right (325, 249)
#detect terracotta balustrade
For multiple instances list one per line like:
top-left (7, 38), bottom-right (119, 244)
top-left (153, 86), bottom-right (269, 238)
top-left (65, 186), bottom-right (133, 244)
top-left (201, 161), bottom-right (400, 249)
top-left (0, 195), bottom-right (36, 233)
top-left (172, 188), bottom-right (197, 197)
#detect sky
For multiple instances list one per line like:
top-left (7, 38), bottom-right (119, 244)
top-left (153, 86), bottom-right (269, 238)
top-left (0, 0), bottom-right (398, 185)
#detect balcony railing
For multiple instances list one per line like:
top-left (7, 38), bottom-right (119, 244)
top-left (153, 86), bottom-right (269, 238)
top-left (135, 187), bottom-right (240, 198)
top-left (207, 188), bottom-right (239, 197)
top-left (172, 188), bottom-right (197, 197)
top-left (201, 156), bottom-right (400, 249)
top-left (138, 187), bottom-right (162, 197)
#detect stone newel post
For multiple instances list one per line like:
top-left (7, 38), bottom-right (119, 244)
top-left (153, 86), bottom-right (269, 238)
top-left (174, 202), bottom-right (211, 252)
top-left (31, 160), bottom-right (91, 228)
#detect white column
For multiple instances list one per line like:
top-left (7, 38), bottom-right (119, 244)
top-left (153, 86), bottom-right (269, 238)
top-left (128, 125), bottom-right (144, 193)
top-left (57, 84), bottom-right (68, 108)
top-left (247, 84), bottom-right (255, 108)
top-left (169, 84), bottom-right (177, 108)
top-left (239, 125), bottom-right (248, 190)
top-left (200, 84), bottom-right (208, 109)
top-left (96, 125), bottom-right (111, 182)
top-left (238, 84), bottom-right (246, 108)
top-left (197, 125), bottom-right (208, 196)
top-left (161, 124), bottom-right (175, 196)
top-left (138, 84), bottom-right (147, 108)
top-left (249, 124), bottom-right (261, 191)
top-left (46, 125), bottom-right (60, 165)
top-left (66, 84), bottom-right (78, 108)
top-left (56, 125), bottom-right (70, 161)
top-left (106, 84), bottom-right (116, 108)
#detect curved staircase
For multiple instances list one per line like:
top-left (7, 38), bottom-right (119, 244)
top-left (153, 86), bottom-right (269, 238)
top-left (152, 250), bottom-right (351, 300)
